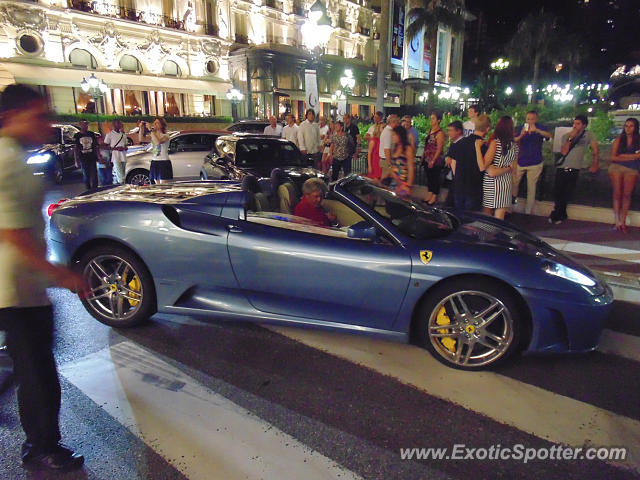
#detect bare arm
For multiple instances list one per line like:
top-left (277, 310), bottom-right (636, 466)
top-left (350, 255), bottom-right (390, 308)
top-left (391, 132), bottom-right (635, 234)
top-left (406, 146), bottom-right (415, 187)
top-left (0, 228), bottom-right (85, 292)
top-left (610, 137), bottom-right (640, 162)
top-left (476, 139), bottom-right (496, 171)
top-left (589, 139), bottom-right (600, 173)
top-left (433, 131), bottom-right (445, 162)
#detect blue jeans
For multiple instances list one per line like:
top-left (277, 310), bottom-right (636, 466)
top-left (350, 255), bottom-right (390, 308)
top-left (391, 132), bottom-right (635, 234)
top-left (97, 166), bottom-right (113, 186)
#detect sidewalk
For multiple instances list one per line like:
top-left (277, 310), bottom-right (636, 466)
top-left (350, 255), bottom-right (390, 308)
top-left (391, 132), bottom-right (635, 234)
top-left (507, 210), bottom-right (640, 304)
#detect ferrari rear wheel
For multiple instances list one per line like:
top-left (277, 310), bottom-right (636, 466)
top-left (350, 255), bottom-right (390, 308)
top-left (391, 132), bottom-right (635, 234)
top-left (415, 278), bottom-right (523, 370)
top-left (79, 246), bottom-right (156, 327)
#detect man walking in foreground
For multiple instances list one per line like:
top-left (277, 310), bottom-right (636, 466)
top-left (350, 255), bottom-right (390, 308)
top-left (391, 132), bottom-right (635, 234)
top-left (0, 84), bottom-right (86, 472)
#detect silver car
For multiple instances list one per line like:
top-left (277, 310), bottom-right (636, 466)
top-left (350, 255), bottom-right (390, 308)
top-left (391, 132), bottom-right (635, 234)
top-left (124, 130), bottom-right (226, 185)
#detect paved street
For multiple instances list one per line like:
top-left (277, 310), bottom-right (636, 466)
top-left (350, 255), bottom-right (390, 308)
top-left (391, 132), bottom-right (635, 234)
top-left (0, 176), bottom-right (639, 480)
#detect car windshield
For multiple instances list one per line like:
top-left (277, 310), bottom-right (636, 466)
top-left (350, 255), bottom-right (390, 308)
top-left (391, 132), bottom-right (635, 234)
top-left (344, 178), bottom-right (454, 239)
top-left (235, 141), bottom-right (305, 167)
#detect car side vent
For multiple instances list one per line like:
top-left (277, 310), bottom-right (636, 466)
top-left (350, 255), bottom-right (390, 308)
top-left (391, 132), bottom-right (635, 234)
top-left (162, 205), bottom-right (182, 228)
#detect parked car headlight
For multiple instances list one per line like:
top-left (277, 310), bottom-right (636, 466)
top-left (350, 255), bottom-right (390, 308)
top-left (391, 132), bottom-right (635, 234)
top-left (544, 263), bottom-right (596, 287)
top-left (27, 153), bottom-right (52, 165)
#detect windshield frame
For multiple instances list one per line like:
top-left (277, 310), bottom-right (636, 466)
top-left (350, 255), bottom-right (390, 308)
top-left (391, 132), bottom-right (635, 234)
top-left (338, 176), bottom-right (454, 241)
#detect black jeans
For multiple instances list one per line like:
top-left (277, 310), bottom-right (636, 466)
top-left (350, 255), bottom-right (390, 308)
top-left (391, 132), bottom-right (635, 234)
top-left (81, 158), bottom-right (98, 190)
top-left (331, 157), bottom-right (352, 182)
top-left (551, 168), bottom-right (580, 219)
top-left (0, 306), bottom-right (61, 450)
top-left (426, 164), bottom-right (443, 195)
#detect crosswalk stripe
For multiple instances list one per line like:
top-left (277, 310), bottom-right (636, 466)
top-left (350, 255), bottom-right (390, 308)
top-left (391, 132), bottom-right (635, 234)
top-left (598, 329), bottom-right (640, 362)
top-left (542, 237), bottom-right (640, 264)
top-left (60, 341), bottom-right (361, 480)
top-left (267, 326), bottom-right (640, 472)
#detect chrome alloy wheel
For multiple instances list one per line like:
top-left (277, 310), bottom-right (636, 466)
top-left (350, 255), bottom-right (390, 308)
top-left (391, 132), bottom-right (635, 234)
top-left (83, 255), bottom-right (143, 323)
top-left (129, 172), bottom-right (151, 185)
top-left (427, 290), bottom-right (514, 368)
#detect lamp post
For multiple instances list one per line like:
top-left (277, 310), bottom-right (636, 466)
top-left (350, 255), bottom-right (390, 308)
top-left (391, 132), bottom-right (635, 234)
top-left (80, 73), bottom-right (108, 134)
top-left (339, 68), bottom-right (356, 117)
top-left (301, 0), bottom-right (333, 59)
top-left (489, 58), bottom-right (509, 110)
top-left (226, 88), bottom-right (244, 122)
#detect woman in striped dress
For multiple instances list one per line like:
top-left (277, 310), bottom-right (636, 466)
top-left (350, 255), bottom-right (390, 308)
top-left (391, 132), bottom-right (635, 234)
top-left (475, 116), bottom-right (518, 220)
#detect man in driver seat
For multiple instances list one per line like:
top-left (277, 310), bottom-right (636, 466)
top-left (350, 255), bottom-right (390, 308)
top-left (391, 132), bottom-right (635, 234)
top-left (294, 178), bottom-right (337, 227)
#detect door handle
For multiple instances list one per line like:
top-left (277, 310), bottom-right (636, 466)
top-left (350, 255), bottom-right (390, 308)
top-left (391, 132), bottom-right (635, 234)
top-left (226, 224), bottom-right (242, 233)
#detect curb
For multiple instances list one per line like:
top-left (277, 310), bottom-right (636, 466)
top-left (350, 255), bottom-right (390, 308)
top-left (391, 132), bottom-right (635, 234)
top-left (595, 270), bottom-right (640, 305)
top-left (512, 198), bottom-right (640, 227)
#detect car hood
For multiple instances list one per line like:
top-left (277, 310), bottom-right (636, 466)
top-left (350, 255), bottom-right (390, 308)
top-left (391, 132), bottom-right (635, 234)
top-left (27, 144), bottom-right (57, 154)
top-left (447, 211), bottom-right (586, 270)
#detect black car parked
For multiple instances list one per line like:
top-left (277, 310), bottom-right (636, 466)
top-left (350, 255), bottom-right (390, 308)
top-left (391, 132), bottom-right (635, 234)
top-left (25, 124), bottom-right (81, 184)
top-left (200, 135), bottom-right (327, 185)
top-left (225, 120), bottom-right (272, 134)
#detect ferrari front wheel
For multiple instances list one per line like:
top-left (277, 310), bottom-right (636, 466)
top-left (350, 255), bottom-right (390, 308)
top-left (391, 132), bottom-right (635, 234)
top-left (415, 278), bottom-right (524, 370)
top-left (78, 245), bottom-right (156, 327)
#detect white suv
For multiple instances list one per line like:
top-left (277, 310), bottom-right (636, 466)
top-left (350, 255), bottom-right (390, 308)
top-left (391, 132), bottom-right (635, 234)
top-left (124, 130), bottom-right (226, 185)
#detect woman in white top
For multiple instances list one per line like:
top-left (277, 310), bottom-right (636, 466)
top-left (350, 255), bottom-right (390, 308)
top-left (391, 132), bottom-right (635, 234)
top-left (149, 117), bottom-right (172, 184)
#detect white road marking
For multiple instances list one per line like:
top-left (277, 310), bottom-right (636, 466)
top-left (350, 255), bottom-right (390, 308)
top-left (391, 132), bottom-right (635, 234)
top-left (598, 329), bottom-right (640, 362)
top-left (60, 341), bottom-right (361, 480)
top-left (267, 326), bottom-right (640, 472)
top-left (542, 237), bottom-right (640, 264)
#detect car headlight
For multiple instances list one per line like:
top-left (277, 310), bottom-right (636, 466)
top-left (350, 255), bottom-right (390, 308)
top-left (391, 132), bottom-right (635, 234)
top-left (27, 153), bottom-right (52, 165)
top-left (544, 263), bottom-right (596, 287)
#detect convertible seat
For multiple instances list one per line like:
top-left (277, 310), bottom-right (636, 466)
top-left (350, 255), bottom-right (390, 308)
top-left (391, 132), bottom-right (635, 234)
top-left (322, 199), bottom-right (364, 227)
top-left (278, 182), bottom-right (299, 214)
top-left (241, 175), bottom-right (270, 212)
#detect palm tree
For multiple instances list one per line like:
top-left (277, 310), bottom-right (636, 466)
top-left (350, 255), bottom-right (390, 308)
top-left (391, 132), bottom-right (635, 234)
top-left (406, 0), bottom-right (464, 110)
top-left (506, 12), bottom-right (564, 104)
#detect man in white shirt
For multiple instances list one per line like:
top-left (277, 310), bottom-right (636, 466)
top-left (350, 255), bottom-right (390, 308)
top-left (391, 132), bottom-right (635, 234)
top-left (298, 109), bottom-right (321, 168)
top-left (101, 119), bottom-right (127, 184)
top-left (263, 116), bottom-right (282, 137)
top-left (379, 114), bottom-right (399, 181)
top-left (462, 105), bottom-right (479, 137)
top-left (282, 114), bottom-right (298, 145)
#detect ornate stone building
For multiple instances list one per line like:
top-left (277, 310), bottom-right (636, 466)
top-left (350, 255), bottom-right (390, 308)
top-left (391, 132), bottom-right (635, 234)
top-left (0, 0), bottom-right (466, 119)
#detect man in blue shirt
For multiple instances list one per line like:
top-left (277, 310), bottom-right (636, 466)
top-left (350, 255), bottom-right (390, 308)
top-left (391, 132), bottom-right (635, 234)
top-left (513, 111), bottom-right (552, 214)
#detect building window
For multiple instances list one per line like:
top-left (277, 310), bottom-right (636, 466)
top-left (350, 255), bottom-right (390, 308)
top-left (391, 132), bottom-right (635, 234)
top-left (120, 55), bottom-right (143, 73)
top-left (17, 34), bottom-right (42, 55)
top-left (165, 93), bottom-right (181, 116)
top-left (204, 95), bottom-right (216, 116)
top-left (206, 60), bottom-right (219, 75)
top-left (124, 90), bottom-right (144, 115)
top-left (70, 49), bottom-right (98, 69)
top-left (163, 61), bottom-right (181, 77)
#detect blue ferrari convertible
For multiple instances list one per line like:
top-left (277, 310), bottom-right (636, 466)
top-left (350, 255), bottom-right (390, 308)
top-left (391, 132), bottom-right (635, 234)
top-left (48, 176), bottom-right (613, 370)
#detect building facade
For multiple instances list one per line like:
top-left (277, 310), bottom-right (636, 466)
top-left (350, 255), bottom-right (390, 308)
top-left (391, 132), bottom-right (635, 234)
top-left (0, 0), bottom-right (466, 119)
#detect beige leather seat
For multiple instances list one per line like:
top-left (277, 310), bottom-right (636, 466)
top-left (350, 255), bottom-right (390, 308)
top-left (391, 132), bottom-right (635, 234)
top-left (278, 183), bottom-right (299, 214)
top-left (322, 199), bottom-right (364, 227)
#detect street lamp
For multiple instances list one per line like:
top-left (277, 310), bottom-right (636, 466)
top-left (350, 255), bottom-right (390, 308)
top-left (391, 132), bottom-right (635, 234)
top-left (339, 69), bottom-right (355, 115)
top-left (418, 92), bottom-right (428, 103)
top-left (80, 73), bottom-right (108, 134)
top-left (226, 88), bottom-right (244, 122)
top-left (301, 1), bottom-right (333, 57)
top-left (490, 58), bottom-right (510, 71)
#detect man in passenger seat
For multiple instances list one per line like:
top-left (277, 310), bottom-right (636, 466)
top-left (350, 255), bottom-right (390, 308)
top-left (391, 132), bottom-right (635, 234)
top-left (294, 178), bottom-right (337, 227)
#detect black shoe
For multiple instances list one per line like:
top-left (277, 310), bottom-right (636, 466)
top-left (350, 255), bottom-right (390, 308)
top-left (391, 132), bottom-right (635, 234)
top-left (22, 442), bottom-right (84, 471)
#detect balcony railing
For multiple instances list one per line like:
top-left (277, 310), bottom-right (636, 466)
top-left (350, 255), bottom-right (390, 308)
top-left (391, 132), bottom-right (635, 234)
top-left (68, 1), bottom-right (213, 34)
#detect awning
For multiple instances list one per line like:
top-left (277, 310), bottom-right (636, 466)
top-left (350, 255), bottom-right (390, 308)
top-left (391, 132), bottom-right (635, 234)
top-left (0, 62), bottom-right (232, 96)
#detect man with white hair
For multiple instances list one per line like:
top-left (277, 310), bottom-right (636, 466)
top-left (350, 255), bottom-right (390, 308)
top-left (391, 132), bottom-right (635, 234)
top-left (293, 178), bottom-right (336, 226)
top-left (263, 115), bottom-right (282, 137)
top-left (379, 114), bottom-right (399, 181)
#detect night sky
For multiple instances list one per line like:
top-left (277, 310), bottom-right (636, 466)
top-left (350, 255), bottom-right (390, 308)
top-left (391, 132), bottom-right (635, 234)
top-left (462, 0), bottom-right (639, 80)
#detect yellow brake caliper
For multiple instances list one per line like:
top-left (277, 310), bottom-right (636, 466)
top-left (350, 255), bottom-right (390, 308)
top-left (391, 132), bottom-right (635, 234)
top-left (123, 272), bottom-right (141, 307)
top-left (436, 306), bottom-right (457, 353)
